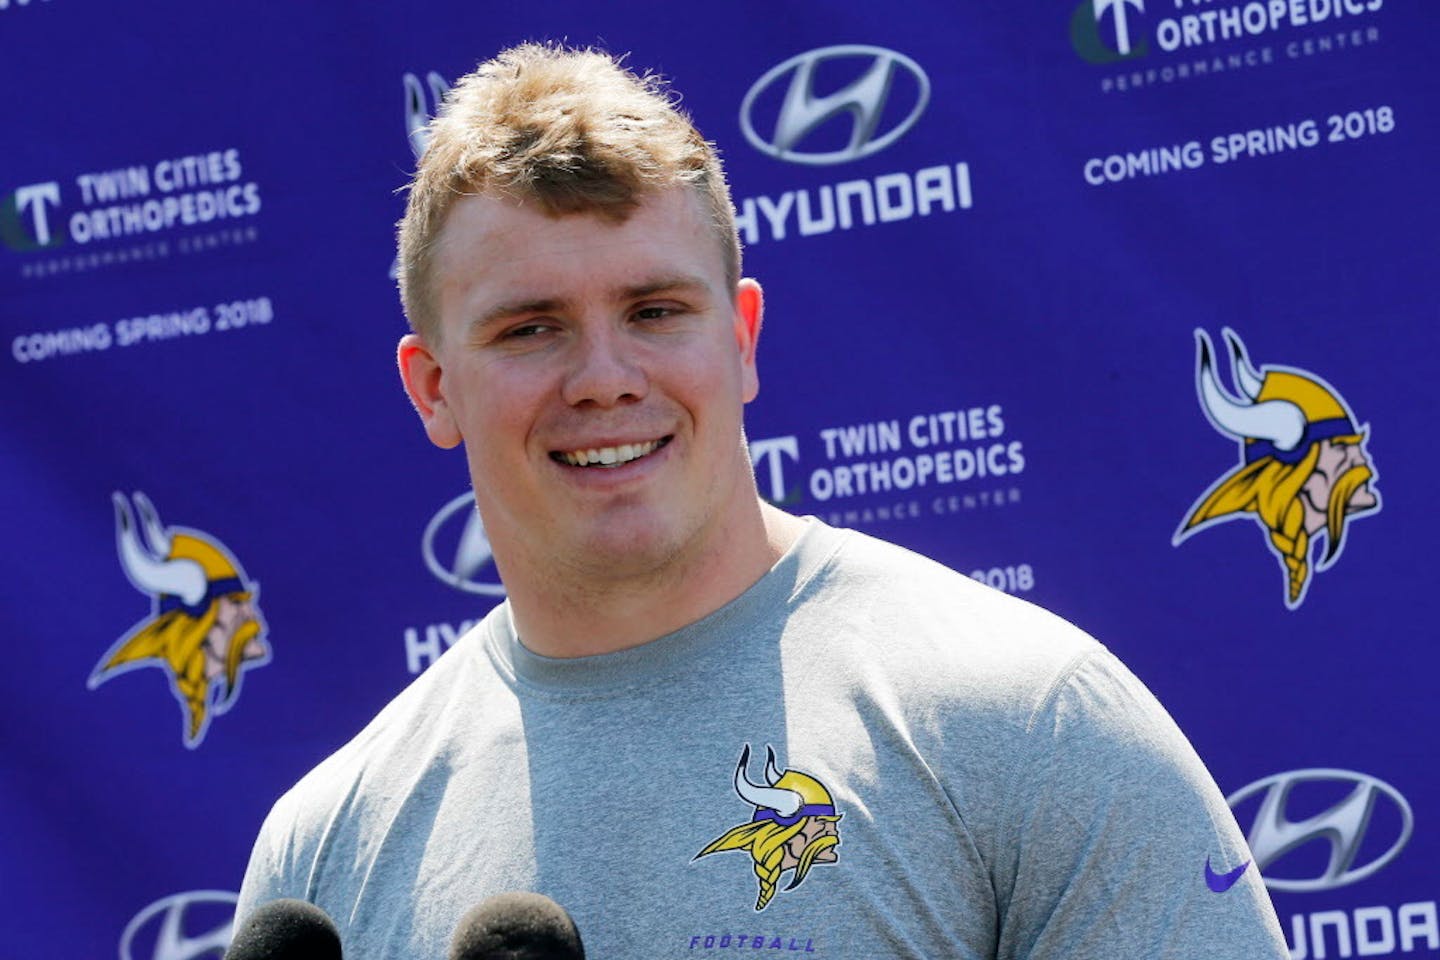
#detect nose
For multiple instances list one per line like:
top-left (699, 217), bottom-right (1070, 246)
top-left (560, 323), bottom-right (648, 408)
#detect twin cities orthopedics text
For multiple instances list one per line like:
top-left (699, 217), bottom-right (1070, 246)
top-left (8, 148), bottom-right (262, 249)
top-left (806, 406), bottom-right (1025, 503)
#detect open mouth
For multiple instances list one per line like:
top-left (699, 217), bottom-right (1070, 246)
top-left (551, 436), bottom-right (672, 468)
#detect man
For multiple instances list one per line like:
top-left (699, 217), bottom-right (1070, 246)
top-left (236, 44), bottom-right (1288, 958)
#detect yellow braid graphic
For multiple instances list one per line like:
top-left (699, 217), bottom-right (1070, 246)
top-left (100, 605), bottom-right (220, 742)
top-left (1182, 445), bottom-right (1319, 605)
top-left (696, 820), bottom-right (805, 911)
top-left (1269, 499), bottom-right (1309, 606)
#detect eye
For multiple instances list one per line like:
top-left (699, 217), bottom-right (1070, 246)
top-left (503, 322), bottom-right (553, 339)
top-left (634, 303), bottom-right (690, 324)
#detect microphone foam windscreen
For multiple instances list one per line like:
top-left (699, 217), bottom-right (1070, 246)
top-left (449, 891), bottom-right (586, 960)
top-left (225, 898), bottom-right (343, 960)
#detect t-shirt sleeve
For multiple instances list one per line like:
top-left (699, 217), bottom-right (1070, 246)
top-left (990, 647), bottom-right (1289, 960)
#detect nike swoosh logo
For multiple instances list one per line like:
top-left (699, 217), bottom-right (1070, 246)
top-left (1204, 856), bottom-right (1251, 893)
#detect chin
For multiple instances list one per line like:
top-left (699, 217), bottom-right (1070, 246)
top-left (571, 513), bottom-right (692, 575)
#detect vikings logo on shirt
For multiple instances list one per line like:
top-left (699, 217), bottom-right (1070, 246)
top-left (1174, 329), bottom-right (1380, 609)
top-left (89, 492), bottom-right (271, 747)
top-left (695, 745), bottom-right (842, 911)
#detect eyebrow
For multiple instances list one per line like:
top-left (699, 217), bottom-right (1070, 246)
top-left (620, 273), bottom-right (713, 301)
top-left (468, 273), bottom-right (715, 336)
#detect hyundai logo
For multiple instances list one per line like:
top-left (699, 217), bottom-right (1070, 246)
top-left (740, 45), bottom-right (930, 166)
top-left (421, 492), bottom-right (505, 597)
top-left (120, 890), bottom-right (236, 960)
top-left (1226, 769), bottom-right (1413, 892)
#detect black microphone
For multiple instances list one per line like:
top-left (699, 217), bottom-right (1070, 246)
top-left (225, 898), bottom-right (343, 960)
top-left (449, 892), bottom-right (586, 959)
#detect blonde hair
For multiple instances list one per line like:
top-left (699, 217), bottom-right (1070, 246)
top-left (396, 43), bottom-right (741, 341)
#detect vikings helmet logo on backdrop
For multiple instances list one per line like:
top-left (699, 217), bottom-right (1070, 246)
top-left (89, 492), bottom-right (271, 747)
top-left (1174, 329), bottom-right (1380, 609)
top-left (695, 745), bottom-right (843, 911)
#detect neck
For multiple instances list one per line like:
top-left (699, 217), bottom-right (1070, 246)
top-left (500, 502), bottom-right (805, 659)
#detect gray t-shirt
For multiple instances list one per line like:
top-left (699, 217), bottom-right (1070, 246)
top-left (236, 520), bottom-right (1287, 958)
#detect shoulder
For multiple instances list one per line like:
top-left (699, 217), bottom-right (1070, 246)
top-left (819, 529), bottom-right (1201, 779)
top-left (990, 648), bottom-right (1284, 956)
top-left (791, 524), bottom-right (1101, 719)
top-left (239, 614), bottom-right (509, 894)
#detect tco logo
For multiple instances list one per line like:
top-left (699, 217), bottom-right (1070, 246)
top-left (740, 45), bottom-right (930, 166)
top-left (422, 492), bottom-right (505, 597)
top-left (1071, 0), bottom-right (1149, 63)
top-left (1, 182), bottom-right (65, 251)
top-left (1227, 769), bottom-right (1413, 892)
top-left (120, 890), bottom-right (236, 960)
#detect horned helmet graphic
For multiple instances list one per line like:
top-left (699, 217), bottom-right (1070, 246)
top-left (404, 70), bottom-right (449, 161)
top-left (1174, 329), bottom-right (1380, 608)
top-left (390, 70), bottom-right (450, 281)
top-left (89, 492), bottom-right (270, 747)
top-left (695, 745), bottom-right (842, 911)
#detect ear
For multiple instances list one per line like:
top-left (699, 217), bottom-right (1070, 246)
top-left (397, 334), bottom-right (462, 449)
top-left (734, 278), bottom-right (763, 403)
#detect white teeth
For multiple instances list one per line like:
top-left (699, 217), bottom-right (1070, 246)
top-left (558, 439), bottom-right (662, 467)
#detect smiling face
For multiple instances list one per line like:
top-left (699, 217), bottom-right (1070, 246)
top-left (399, 186), bottom-right (763, 589)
